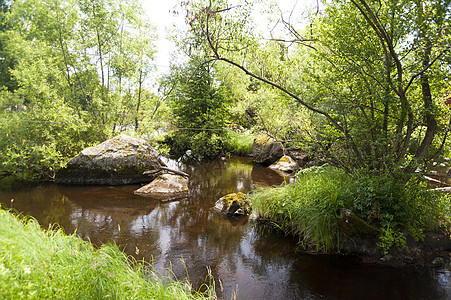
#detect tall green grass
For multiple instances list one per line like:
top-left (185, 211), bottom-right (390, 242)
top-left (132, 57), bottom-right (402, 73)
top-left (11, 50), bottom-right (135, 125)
top-left (0, 208), bottom-right (215, 299)
top-left (223, 130), bottom-right (255, 156)
top-left (251, 166), bottom-right (354, 252)
top-left (250, 165), bottom-right (451, 252)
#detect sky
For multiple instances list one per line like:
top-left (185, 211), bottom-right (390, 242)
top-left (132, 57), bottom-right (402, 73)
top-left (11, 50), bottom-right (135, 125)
top-left (142, 0), bottom-right (179, 74)
top-left (142, 0), bottom-right (320, 75)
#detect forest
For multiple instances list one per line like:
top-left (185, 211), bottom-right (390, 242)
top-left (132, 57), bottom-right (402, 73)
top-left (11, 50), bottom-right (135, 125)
top-left (1, 0), bottom-right (450, 178)
top-left (0, 0), bottom-right (451, 297)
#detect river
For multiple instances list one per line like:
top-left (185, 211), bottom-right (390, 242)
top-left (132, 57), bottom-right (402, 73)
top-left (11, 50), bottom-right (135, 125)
top-left (1, 156), bottom-right (450, 299)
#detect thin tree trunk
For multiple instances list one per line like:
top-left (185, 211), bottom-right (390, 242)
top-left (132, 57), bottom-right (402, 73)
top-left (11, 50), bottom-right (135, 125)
top-left (135, 67), bottom-right (143, 132)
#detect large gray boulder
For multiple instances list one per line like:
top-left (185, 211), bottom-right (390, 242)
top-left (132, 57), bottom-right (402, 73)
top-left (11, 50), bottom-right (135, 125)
top-left (134, 174), bottom-right (189, 200)
top-left (56, 134), bottom-right (164, 185)
top-left (252, 134), bottom-right (284, 165)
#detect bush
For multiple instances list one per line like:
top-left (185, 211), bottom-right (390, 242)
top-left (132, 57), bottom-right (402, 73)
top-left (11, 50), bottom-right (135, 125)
top-left (191, 131), bottom-right (223, 160)
top-left (164, 130), bottom-right (224, 160)
top-left (251, 165), bottom-right (353, 251)
top-left (223, 130), bottom-right (255, 156)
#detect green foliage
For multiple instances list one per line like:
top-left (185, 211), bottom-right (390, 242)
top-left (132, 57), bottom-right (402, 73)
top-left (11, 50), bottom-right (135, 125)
top-left (0, 91), bottom-right (108, 180)
top-left (0, 0), bottom-right (159, 179)
top-left (223, 130), bottom-right (255, 156)
top-left (251, 165), bottom-right (353, 252)
top-left (165, 58), bottom-right (230, 159)
top-left (251, 165), bottom-right (451, 253)
top-left (377, 219), bottom-right (407, 255)
top-left (184, 0), bottom-right (451, 171)
top-left (191, 132), bottom-right (223, 160)
top-left (0, 207), bottom-right (215, 299)
top-left (350, 171), bottom-right (448, 238)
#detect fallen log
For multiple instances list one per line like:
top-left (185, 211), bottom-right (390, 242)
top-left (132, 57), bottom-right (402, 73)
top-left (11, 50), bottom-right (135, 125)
top-left (143, 167), bottom-right (189, 178)
top-left (430, 187), bottom-right (451, 193)
top-left (424, 175), bottom-right (450, 187)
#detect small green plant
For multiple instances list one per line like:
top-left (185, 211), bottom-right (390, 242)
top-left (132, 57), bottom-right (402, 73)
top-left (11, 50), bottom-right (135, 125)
top-left (377, 220), bottom-right (407, 255)
top-left (251, 165), bottom-right (353, 252)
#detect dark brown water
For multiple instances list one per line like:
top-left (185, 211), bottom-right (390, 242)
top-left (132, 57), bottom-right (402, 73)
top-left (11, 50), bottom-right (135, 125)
top-left (1, 156), bottom-right (450, 299)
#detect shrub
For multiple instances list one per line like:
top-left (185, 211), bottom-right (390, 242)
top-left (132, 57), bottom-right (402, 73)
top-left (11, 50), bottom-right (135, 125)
top-left (251, 165), bottom-right (353, 251)
top-left (191, 132), bottom-right (223, 160)
top-left (223, 130), bottom-right (255, 156)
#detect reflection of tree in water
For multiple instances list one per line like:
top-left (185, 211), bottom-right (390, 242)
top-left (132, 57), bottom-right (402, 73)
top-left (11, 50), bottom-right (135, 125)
top-left (147, 157), bottom-right (263, 293)
top-left (287, 255), bottom-right (451, 299)
top-left (0, 184), bottom-right (74, 230)
top-left (252, 227), bottom-right (451, 300)
top-left (60, 185), bottom-right (161, 260)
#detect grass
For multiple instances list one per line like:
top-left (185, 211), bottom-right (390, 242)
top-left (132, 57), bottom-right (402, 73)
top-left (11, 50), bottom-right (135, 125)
top-left (250, 165), bottom-right (451, 253)
top-left (0, 208), bottom-right (215, 299)
top-left (223, 130), bottom-right (255, 156)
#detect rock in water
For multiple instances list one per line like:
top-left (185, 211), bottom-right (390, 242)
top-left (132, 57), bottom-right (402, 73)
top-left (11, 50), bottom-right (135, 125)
top-left (214, 192), bottom-right (252, 216)
top-left (251, 134), bottom-right (284, 165)
top-left (134, 174), bottom-right (189, 200)
top-left (56, 134), bottom-right (163, 185)
top-left (269, 155), bottom-right (299, 175)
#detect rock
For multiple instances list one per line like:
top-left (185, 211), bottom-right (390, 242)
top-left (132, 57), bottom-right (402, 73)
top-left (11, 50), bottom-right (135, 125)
top-left (269, 155), bottom-right (299, 175)
top-left (431, 257), bottom-right (446, 268)
top-left (56, 134), bottom-right (163, 185)
top-left (338, 209), bottom-right (380, 237)
top-left (423, 232), bottom-right (451, 251)
top-left (134, 173), bottom-right (188, 200)
top-left (251, 134), bottom-right (284, 165)
top-left (214, 192), bottom-right (252, 217)
top-left (379, 254), bottom-right (393, 262)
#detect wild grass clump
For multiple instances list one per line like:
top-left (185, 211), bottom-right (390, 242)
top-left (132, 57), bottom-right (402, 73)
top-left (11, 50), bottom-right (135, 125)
top-left (0, 208), bottom-right (215, 299)
top-left (223, 130), bottom-right (255, 156)
top-left (251, 165), bottom-right (354, 252)
top-left (251, 165), bottom-right (451, 253)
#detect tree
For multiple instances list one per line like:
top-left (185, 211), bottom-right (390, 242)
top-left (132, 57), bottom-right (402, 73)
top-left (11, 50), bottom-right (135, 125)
top-left (164, 57), bottom-right (230, 159)
top-left (0, 0), bottom-right (17, 91)
top-left (183, 0), bottom-right (451, 171)
top-left (0, 0), bottom-right (158, 179)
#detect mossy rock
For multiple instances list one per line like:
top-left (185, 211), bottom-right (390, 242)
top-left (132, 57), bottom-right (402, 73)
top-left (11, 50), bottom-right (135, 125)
top-left (214, 192), bottom-right (252, 216)
top-left (338, 209), bottom-right (380, 237)
top-left (56, 134), bottom-right (164, 185)
top-left (269, 155), bottom-right (299, 174)
top-left (252, 134), bottom-right (284, 165)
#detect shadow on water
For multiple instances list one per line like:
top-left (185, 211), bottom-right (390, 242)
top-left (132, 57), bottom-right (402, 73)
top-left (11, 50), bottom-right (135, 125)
top-left (1, 156), bottom-right (450, 300)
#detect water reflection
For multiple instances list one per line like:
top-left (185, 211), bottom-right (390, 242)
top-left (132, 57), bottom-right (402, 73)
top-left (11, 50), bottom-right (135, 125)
top-left (0, 156), bottom-right (450, 299)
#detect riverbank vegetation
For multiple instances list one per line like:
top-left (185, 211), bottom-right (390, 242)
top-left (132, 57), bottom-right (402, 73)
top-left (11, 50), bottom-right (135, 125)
top-left (251, 165), bottom-right (451, 253)
top-left (0, 207), bottom-right (214, 299)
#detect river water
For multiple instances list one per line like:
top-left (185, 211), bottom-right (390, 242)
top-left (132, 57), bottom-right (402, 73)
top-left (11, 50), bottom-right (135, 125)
top-left (1, 156), bottom-right (450, 299)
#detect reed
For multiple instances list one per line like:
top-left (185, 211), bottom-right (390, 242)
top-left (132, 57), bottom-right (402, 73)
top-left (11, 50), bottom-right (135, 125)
top-left (0, 208), bottom-right (215, 299)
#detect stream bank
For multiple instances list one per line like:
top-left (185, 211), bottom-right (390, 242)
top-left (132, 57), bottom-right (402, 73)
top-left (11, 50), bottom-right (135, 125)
top-left (1, 156), bottom-right (450, 299)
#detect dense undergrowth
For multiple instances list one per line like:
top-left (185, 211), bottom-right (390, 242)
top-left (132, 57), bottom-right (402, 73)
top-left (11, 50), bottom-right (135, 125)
top-left (250, 165), bottom-right (451, 253)
top-left (0, 208), bottom-right (215, 299)
top-left (163, 129), bottom-right (255, 160)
